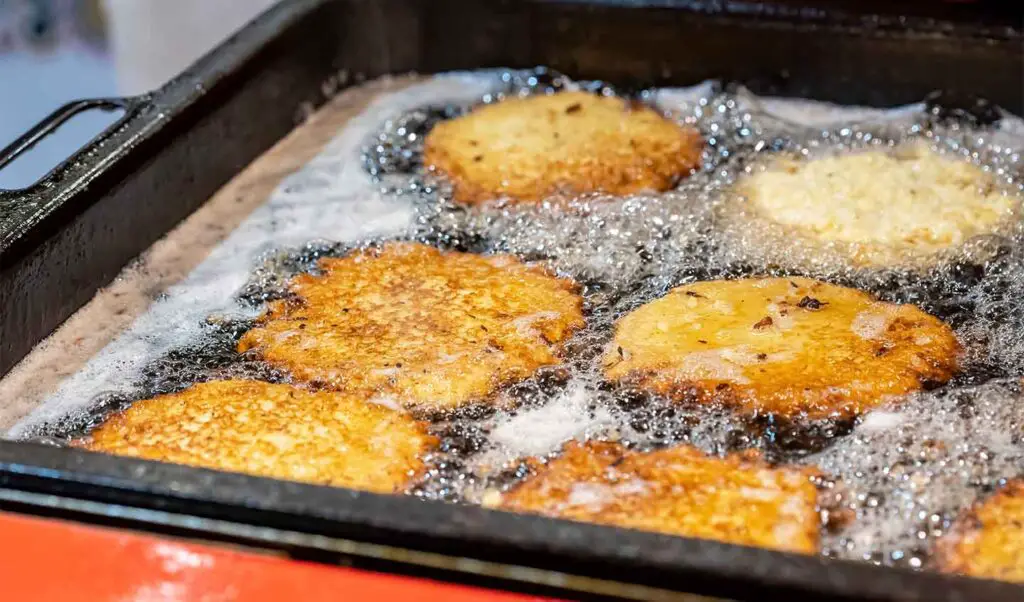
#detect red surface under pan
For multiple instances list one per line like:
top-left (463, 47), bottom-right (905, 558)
top-left (0, 511), bottom-right (558, 601)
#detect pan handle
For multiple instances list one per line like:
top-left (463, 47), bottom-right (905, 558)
top-left (0, 95), bottom-right (149, 192)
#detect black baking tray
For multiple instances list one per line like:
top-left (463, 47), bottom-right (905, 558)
top-left (1, 1), bottom-right (1023, 600)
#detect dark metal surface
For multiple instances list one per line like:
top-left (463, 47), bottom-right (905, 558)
top-left (0, 98), bottom-right (139, 175)
top-left (0, 0), bottom-right (1022, 599)
top-left (0, 489), bottom-right (721, 602)
top-left (1, 441), bottom-right (1021, 602)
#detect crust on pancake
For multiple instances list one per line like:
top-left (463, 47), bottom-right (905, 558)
top-left (238, 242), bottom-right (585, 412)
top-left (602, 277), bottom-right (960, 419)
top-left (494, 440), bottom-right (820, 554)
top-left (735, 142), bottom-right (1018, 267)
top-left (81, 380), bottom-right (436, 493)
top-left (937, 480), bottom-right (1024, 582)
top-left (423, 91), bottom-right (702, 205)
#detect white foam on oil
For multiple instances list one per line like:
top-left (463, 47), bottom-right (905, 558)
top-left (808, 379), bottom-right (1024, 568)
top-left (566, 482), bottom-right (615, 510)
top-left (6, 72), bottom-right (502, 437)
top-left (475, 377), bottom-right (619, 470)
top-left (850, 310), bottom-right (891, 340)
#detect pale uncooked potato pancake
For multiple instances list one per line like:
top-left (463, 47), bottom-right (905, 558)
top-left (239, 242), bottom-right (585, 412)
top-left (603, 277), bottom-right (960, 419)
top-left (494, 440), bottom-right (821, 554)
top-left (83, 380), bottom-right (436, 493)
top-left (423, 91), bottom-right (702, 205)
top-left (737, 143), bottom-right (1018, 267)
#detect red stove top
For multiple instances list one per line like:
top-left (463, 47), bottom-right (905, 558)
top-left (0, 511), bottom-right (561, 601)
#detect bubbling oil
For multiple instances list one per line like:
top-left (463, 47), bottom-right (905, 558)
top-left (810, 379), bottom-right (1024, 569)
top-left (9, 68), bottom-right (1024, 573)
top-left (371, 68), bottom-right (1024, 568)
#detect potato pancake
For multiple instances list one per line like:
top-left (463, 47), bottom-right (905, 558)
top-left (938, 480), bottom-right (1024, 583)
top-left (83, 380), bottom-right (436, 493)
top-left (736, 143), bottom-right (1017, 267)
top-left (424, 91), bottom-right (702, 205)
top-left (603, 277), bottom-right (959, 419)
top-left (494, 440), bottom-right (821, 554)
top-left (238, 242), bottom-right (585, 412)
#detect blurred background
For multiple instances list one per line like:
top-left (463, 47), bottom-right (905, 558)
top-left (0, 0), bottom-right (1011, 190)
top-left (0, 0), bottom-right (275, 189)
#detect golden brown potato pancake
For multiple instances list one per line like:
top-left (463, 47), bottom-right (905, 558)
top-left (603, 277), bottom-right (959, 419)
top-left (423, 91), bottom-right (702, 205)
top-left (735, 142), bottom-right (1018, 267)
top-left (494, 440), bottom-right (821, 554)
top-left (238, 242), bottom-right (585, 412)
top-left (938, 480), bottom-right (1024, 583)
top-left (81, 380), bottom-right (436, 493)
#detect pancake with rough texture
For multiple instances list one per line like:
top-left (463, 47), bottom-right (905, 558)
top-left (603, 277), bottom-right (959, 419)
top-left (736, 142), bottom-right (1018, 267)
top-left (493, 440), bottom-right (820, 554)
top-left (424, 91), bottom-right (702, 205)
top-left (82, 380), bottom-right (436, 493)
top-left (238, 243), bottom-right (585, 411)
top-left (938, 480), bottom-right (1024, 583)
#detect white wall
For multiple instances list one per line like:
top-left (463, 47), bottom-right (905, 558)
top-left (102, 0), bottom-right (279, 95)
